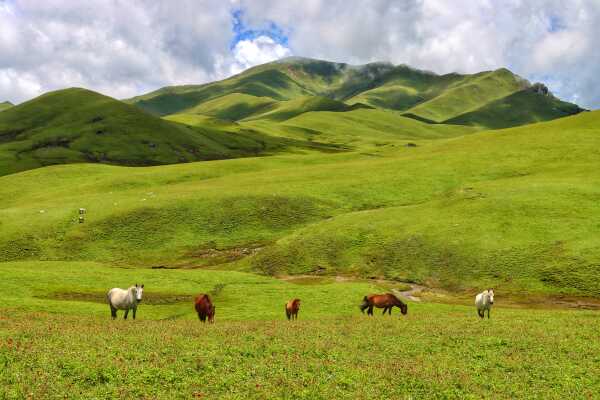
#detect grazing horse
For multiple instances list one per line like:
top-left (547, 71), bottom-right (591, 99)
top-left (107, 284), bottom-right (144, 320)
top-left (475, 289), bottom-right (494, 319)
top-left (285, 299), bottom-right (301, 320)
top-left (194, 294), bottom-right (215, 323)
top-left (360, 293), bottom-right (408, 316)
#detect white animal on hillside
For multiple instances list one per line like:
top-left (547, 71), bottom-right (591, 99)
top-left (475, 289), bottom-right (494, 319)
top-left (107, 284), bottom-right (144, 320)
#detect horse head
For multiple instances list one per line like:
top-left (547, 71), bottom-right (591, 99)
top-left (399, 302), bottom-right (408, 315)
top-left (487, 289), bottom-right (494, 305)
top-left (134, 284), bottom-right (144, 302)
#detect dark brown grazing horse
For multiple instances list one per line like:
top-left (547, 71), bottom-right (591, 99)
top-left (194, 294), bottom-right (215, 323)
top-left (285, 298), bottom-right (301, 320)
top-left (360, 293), bottom-right (408, 316)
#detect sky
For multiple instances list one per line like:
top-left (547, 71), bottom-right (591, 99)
top-left (0, 0), bottom-right (599, 109)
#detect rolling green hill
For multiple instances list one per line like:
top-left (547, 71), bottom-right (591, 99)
top-left (1, 110), bottom-right (599, 296)
top-left (0, 101), bottom-right (13, 112)
top-left (0, 88), bottom-right (326, 176)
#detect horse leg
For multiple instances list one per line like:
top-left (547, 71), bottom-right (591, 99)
top-left (487, 309), bottom-right (491, 319)
top-left (382, 307), bottom-right (387, 315)
top-left (132, 307), bottom-right (137, 320)
top-left (124, 309), bottom-right (129, 320)
top-left (110, 305), bottom-right (117, 320)
top-left (368, 306), bottom-right (373, 316)
top-left (388, 307), bottom-right (392, 315)
top-left (477, 309), bottom-right (484, 319)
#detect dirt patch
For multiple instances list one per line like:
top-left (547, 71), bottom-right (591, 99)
top-left (184, 243), bottom-right (265, 267)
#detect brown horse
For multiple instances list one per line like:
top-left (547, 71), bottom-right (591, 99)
top-left (194, 294), bottom-right (215, 323)
top-left (360, 293), bottom-right (408, 316)
top-left (285, 298), bottom-right (301, 320)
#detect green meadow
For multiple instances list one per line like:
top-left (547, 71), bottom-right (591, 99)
top-left (2, 262), bottom-right (600, 399)
top-left (1, 58), bottom-right (599, 398)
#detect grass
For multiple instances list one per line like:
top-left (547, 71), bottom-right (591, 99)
top-left (1, 261), bottom-right (600, 398)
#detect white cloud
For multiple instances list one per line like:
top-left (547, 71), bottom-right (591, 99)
top-left (0, 0), bottom-right (599, 108)
top-left (229, 36), bottom-right (292, 75)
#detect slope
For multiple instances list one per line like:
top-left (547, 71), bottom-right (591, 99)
top-left (1, 111), bottom-right (599, 296)
top-left (127, 68), bottom-right (313, 116)
top-left (181, 93), bottom-right (277, 121)
top-left (403, 68), bottom-right (528, 122)
top-left (443, 89), bottom-right (585, 129)
top-left (242, 108), bottom-right (476, 147)
top-left (240, 95), bottom-right (364, 122)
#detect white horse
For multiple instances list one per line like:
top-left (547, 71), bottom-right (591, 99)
top-left (107, 284), bottom-right (144, 320)
top-left (475, 289), bottom-right (494, 319)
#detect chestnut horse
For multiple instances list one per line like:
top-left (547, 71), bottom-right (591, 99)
top-left (360, 293), bottom-right (408, 316)
top-left (194, 294), bottom-right (215, 323)
top-left (285, 298), bottom-right (301, 320)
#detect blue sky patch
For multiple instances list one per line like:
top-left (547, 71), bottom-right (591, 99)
top-left (230, 9), bottom-right (289, 50)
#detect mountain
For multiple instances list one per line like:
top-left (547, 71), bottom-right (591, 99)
top-left (0, 58), bottom-right (586, 176)
top-left (0, 88), bottom-right (325, 176)
top-left (0, 101), bottom-right (13, 112)
top-left (127, 57), bottom-right (583, 129)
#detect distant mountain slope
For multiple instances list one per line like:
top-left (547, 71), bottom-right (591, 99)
top-left (126, 69), bottom-right (313, 116)
top-left (443, 88), bottom-right (585, 129)
top-left (241, 95), bottom-right (364, 122)
top-left (127, 57), bottom-right (583, 130)
top-left (403, 69), bottom-right (528, 122)
top-left (182, 93), bottom-right (276, 121)
top-left (0, 88), bottom-right (324, 176)
top-left (0, 101), bottom-right (13, 112)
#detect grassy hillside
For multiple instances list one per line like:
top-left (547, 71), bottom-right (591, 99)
top-left (1, 111), bottom-right (599, 296)
top-left (0, 88), bottom-right (333, 176)
top-left (242, 108), bottom-right (476, 147)
top-left (127, 69), bottom-right (313, 116)
top-left (0, 101), bottom-right (13, 112)
top-left (403, 69), bottom-right (526, 122)
top-left (182, 93), bottom-right (276, 121)
top-left (443, 89), bottom-right (584, 129)
top-left (241, 95), bottom-right (361, 122)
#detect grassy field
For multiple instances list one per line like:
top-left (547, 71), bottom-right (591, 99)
top-left (1, 261), bottom-right (600, 399)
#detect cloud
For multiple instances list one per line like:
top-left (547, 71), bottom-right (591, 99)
top-left (229, 36), bottom-right (292, 75)
top-left (0, 0), bottom-right (599, 108)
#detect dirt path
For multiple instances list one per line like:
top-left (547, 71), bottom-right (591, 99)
top-left (393, 284), bottom-right (425, 302)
